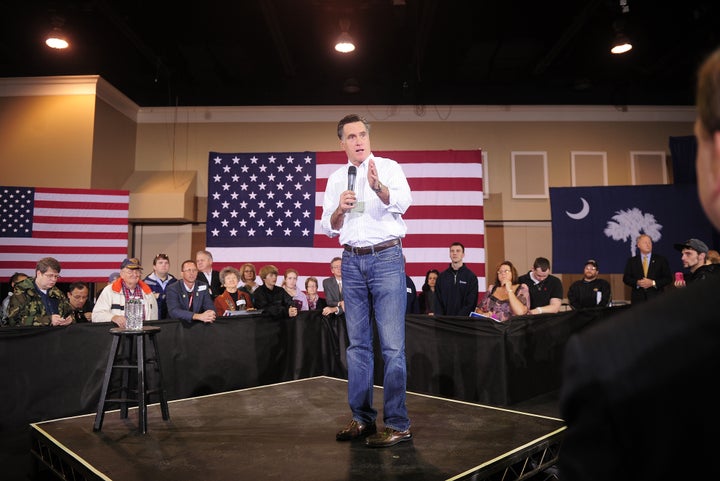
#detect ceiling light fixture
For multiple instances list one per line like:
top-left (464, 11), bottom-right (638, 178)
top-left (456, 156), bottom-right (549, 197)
top-left (45, 16), bottom-right (69, 49)
top-left (610, 0), bottom-right (632, 55)
top-left (334, 19), bottom-right (355, 53)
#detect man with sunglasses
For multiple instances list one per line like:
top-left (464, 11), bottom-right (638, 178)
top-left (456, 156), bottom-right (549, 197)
top-left (144, 253), bottom-right (178, 319)
top-left (6, 257), bottom-right (74, 327)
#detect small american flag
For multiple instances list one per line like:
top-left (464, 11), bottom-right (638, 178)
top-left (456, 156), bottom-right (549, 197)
top-left (207, 150), bottom-right (486, 293)
top-left (0, 186), bottom-right (129, 281)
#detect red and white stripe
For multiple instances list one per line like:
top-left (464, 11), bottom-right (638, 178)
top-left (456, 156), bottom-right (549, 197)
top-left (0, 187), bottom-right (129, 281)
top-left (213, 150), bottom-right (485, 293)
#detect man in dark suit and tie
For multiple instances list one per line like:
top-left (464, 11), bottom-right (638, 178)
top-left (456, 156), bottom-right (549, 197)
top-left (195, 249), bottom-right (223, 299)
top-left (166, 260), bottom-right (217, 326)
top-left (322, 257), bottom-right (344, 316)
top-left (622, 234), bottom-right (672, 304)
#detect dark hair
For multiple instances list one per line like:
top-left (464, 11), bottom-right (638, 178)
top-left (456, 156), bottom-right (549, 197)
top-left (68, 281), bottom-right (89, 292)
top-left (337, 114), bottom-right (370, 140)
top-left (532, 257), bottom-right (551, 271)
top-left (36, 257), bottom-right (61, 274)
top-left (9, 272), bottom-right (28, 285)
top-left (153, 253), bottom-right (169, 265)
top-left (422, 269), bottom-right (440, 292)
top-left (494, 261), bottom-right (520, 285)
top-left (697, 48), bottom-right (720, 136)
top-left (180, 260), bottom-right (197, 272)
top-left (450, 242), bottom-right (465, 252)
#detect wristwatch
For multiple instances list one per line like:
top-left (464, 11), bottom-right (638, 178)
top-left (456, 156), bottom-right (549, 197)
top-left (373, 182), bottom-right (384, 193)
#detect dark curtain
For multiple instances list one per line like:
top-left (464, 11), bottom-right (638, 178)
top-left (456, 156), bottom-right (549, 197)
top-left (669, 135), bottom-right (697, 184)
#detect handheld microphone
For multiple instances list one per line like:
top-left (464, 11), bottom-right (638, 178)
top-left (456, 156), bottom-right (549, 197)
top-left (347, 165), bottom-right (357, 191)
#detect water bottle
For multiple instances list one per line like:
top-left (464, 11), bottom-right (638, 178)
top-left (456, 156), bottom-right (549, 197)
top-left (126, 298), bottom-right (144, 330)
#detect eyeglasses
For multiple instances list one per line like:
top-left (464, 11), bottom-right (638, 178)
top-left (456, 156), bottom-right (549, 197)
top-left (497, 269), bottom-right (511, 274)
top-left (331, 265), bottom-right (342, 270)
top-left (155, 253), bottom-right (169, 260)
top-left (183, 268), bottom-right (198, 273)
top-left (43, 272), bottom-right (61, 280)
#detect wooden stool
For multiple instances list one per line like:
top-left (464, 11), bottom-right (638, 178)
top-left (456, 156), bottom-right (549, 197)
top-left (93, 326), bottom-right (170, 433)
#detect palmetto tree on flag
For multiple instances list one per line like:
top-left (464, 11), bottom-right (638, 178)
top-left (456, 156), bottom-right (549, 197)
top-left (604, 208), bottom-right (663, 256)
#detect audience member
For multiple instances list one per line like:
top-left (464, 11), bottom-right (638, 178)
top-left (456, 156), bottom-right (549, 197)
top-left (240, 263), bottom-right (260, 298)
top-left (322, 257), bottom-right (344, 317)
top-left (93, 257), bottom-right (158, 328)
top-left (622, 234), bottom-right (672, 304)
top-left (418, 269), bottom-right (440, 315)
top-left (517, 257), bottom-right (563, 315)
top-left (66, 281), bottom-right (94, 322)
top-left (672, 238), bottom-right (718, 286)
top-left (166, 260), bottom-right (216, 325)
top-left (559, 46), bottom-right (720, 481)
top-left (567, 259), bottom-right (611, 310)
top-left (143, 253), bottom-right (177, 319)
top-left (405, 274), bottom-right (419, 314)
top-left (7, 258), bottom-right (74, 327)
top-left (1, 272), bottom-right (29, 325)
top-left (435, 242), bottom-right (479, 316)
top-left (214, 265), bottom-right (254, 316)
top-left (304, 276), bottom-right (327, 311)
top-left (282, 268), bottom-right (309, 311)
top-left (475, 261), bottom-right (530, 322)
top-left (254, 264), bottom-right (298, 319)
top-left (706, 249), bottom-right (720, 264)
top-left (195, 249), bottom-right (223, 299)
top-left (107, 272), bottom-right (120, 285)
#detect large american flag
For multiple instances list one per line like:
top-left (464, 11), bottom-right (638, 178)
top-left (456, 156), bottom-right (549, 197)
top-left (207, 150), bottom-right (486, 293)
top-left (0, 187), bottom-right (129, 281)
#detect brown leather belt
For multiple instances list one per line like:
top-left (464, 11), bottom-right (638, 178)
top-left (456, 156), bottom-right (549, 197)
top-left (343, 238), bottom-right (401, 255)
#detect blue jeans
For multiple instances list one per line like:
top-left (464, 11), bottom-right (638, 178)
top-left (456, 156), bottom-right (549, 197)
top-left (342, 243), bottom-right (410, 431)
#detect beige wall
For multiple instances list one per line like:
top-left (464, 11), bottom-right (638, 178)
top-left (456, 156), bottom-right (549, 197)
top-left (90, 97), bottom-right (137, 189)
top-left (0, 95), bottom-right (96, 188)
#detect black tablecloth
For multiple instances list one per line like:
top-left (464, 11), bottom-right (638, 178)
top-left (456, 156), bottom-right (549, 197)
top-left (0, 307), bottom-right (625, 429)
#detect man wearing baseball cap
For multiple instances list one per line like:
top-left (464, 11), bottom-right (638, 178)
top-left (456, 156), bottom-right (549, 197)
top-left (673, 238), bottom-right (718, 286)
top-left (567, 259), bottom-right (612, 310)
top-left (92, 257), bottom-right (158, 328)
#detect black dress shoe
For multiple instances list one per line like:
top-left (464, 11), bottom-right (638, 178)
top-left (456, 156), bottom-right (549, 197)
top-left (365, 427), bottom-right (412, 448)
top-left (336, 419), bottom-right (377, 441)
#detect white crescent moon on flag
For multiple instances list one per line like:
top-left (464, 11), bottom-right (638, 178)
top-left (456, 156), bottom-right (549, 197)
top-left (566, 197), bottom-right (590, 220)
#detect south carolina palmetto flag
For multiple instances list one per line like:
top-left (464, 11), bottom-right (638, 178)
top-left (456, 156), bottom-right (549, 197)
top-left (206, 150), bottom-right (486, 293)
top-left (550, 184), bottom-right (716, 274)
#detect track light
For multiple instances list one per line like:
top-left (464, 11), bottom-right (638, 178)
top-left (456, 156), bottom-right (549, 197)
top-left (45, 15), bottom-right (69, 49)
top-left (610, 32), bottom-right (632, 55)
top-left (334, 19), bottom-right (355, 53)
top-left (45, 28), bottom-right (69, 49)
top-left (610, 0), bottom-right (631, 55)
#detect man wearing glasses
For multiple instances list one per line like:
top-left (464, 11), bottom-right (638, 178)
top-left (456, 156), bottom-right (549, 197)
top-left (92, 257), bottom-right (158, 328)
top-left (144, 253), bottom-right (178, 319)
top-left (6, 257), bottom-right (74, 327)
top-left (567, 259), bottom-right (611, 310)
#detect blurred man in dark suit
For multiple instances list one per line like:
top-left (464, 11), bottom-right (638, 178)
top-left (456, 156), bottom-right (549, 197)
top-left (559, 47), bottom-right (720, 481)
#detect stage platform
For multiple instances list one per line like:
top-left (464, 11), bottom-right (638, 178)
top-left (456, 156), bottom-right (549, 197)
top-left (29, 377), bottom-right (564, 481)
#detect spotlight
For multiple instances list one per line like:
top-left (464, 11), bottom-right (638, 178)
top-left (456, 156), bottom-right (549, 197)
top-left (45, 27), bottom-right (69, 49)
top-left (334, 19), bottom-right (355, 53)
top-left (610, 33), bottom-right (632, 55)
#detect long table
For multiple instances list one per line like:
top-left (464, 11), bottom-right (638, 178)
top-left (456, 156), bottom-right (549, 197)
top-left (0, 307), bottom-right (624, 429)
